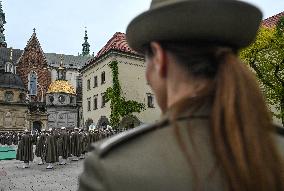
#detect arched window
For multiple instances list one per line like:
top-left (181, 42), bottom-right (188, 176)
top-left (5, 62), bottom-right (14, 73)
top-left (29, 72), bottom-right (37, 95)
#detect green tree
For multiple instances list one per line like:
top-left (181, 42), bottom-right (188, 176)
top-left (106, 61), bottom-right (145, 128)
top-left (240, 16), bottom-right (284, 126)
top-left (85, 118), bottom-right (93, 130)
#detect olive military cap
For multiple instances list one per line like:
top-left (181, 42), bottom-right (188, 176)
top-left (126, 0), bottom-right (263, 53)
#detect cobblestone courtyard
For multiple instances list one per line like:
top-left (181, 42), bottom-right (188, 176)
top-left (0, 157), bottom-right (84, 191)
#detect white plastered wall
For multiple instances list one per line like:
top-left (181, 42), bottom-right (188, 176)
top-left (82, 53), bottom-right (161, 126)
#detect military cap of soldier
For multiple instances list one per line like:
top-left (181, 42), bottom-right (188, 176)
top-left (79, 0), bottom-right (284, 191)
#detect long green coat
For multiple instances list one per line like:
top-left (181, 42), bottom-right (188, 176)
top-left (13, 134), bottom-right (18, 145)
top-left (6, 135), bottom-right (13, 146)
top-left (71, 132), bottom-right (80, 157)
top-left (35, 134), bottom-right (46, 158)
top-left (16, 134), bottom-right (33, 162)
top-left (58, 132), bottom-right (70, 159)
top-left (45, 134), bottom-right (58, 163)
top-left (68, 133), bottom-right (72, 157)
top-left (32, 134), bottom-right (37, 145)
top-left (79, 133), bottom-right (88, 155)
top-left (16, 138), bottom-right (23, 160)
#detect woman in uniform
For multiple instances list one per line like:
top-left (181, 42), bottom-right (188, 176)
top-left (79, 0), bottom-right (284, 190)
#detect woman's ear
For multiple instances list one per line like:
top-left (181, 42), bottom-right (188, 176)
top-left (150, 42), bottom-right (168, 78)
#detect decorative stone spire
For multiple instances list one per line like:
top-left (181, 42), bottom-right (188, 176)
top-left (9, 47), bottom-right (13, 61)
top-left (82, 27), bottom-right (90, 56)
top-left (57, 55), bottom-right (66, 80)
top-left (0, 1), bottom-right (3, 13)
top-left (0, 1), bottom-right (7, 48)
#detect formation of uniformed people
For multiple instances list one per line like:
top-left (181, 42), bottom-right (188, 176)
top-left (0, 131), bottom-right (19, 146)
top-left (0, 126), bottom-right (120, 169)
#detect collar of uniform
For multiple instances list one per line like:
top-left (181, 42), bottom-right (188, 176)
top-left (160, 96), bottom-right (212, 124)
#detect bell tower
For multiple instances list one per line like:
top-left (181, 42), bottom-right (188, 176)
top-left (81, 27), bottom-right (90, 56)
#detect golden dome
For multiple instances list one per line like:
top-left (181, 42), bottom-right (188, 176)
top-left (47, 80), bottom-right (76, 95)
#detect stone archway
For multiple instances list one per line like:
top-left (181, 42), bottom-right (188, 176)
top-left (119, 115), bottom-right (141, 129)
top-left (33, 121), bottom-right (42, 132)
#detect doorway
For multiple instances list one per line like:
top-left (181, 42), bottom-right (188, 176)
top-left (33, 121), bottom-right (42, 132)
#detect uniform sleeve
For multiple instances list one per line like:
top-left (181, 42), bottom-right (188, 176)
top-left (78, 151), bottom-right (108, 191)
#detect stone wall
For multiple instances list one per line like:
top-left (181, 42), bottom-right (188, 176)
top-left (0, 105), bottom-right (28, 131)
top-left (0, 88), bottom-right (26, 103)
top-left (47, 108), bottom-right (78, 129)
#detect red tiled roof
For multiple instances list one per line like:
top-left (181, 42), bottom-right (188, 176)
top-left (262, 11), bottom-right (284, 28)
top-left (95, 32), bottom-right (138, 59)
top-left (82, 32), bottom-right (143, 70)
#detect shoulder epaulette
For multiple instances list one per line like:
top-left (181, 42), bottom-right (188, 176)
top-left (92, 121), bottom-right (168, 158)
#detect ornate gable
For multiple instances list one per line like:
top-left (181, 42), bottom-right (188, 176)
top-left (16, 30), bottom-right (51, 102)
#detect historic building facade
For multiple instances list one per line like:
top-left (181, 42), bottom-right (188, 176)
top-left (46, 60), bottom-right (78, 129)
top-left (81, 32), bottom-right (161, 128)
top-left (0, 62), bottom-right (29, 132)
top-left (0, 2), bottom-right (92, 132)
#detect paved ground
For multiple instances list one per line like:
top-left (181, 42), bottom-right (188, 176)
top-left (0, 156), bottom-right (84, 191)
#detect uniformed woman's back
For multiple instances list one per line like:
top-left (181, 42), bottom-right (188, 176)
top-left (78, 0), bottom-right (284, 190)
top-left (144, 42), bottom-right (284, 190)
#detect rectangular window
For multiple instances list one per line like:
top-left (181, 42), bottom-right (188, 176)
top-left (93, 76), bottom-right (98, 88)
top-left (87, 98), bottom-right (91, 111)
top-left (93, 95), bottom-right (98, 110)
top-left (101, 72), bottom-right (106, 84)
top-left (87, 79), bottom-right (91, 90)
top-left (76, 76), bottom-right (82, 90)
top-left (147, 93), bottom-right (155, 108)
top-left (101, 93), bottom-right (107, 108)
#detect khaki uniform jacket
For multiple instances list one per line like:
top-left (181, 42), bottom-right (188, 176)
top-left (78, 100), bottom-right (284, 191)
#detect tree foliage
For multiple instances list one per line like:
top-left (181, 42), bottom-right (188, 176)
top-left (240, 16), bottom-right (284, 125)
top-left (85, 118), bottom-right (93, 130)
top-left (106, 61), bottom-right (145, 128)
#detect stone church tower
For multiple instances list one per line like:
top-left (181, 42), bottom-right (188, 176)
top-left (46, 56), bottom-right (78, 129)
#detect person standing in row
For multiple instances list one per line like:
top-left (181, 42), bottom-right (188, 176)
top-left (71, 127), bottom-right (80, 161)
top-left (35, 129), bottom-right (46, 165)
top-left (16, 130), bottom-right (33, 169)
top-left (58, 127), bottom-right (70, 165)
top-left (45, 128), bottom-right (58, 169)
